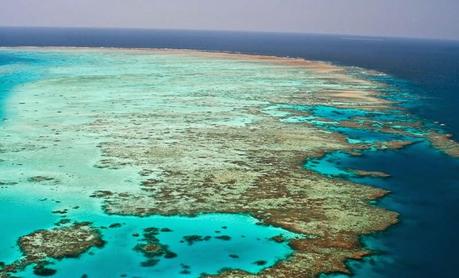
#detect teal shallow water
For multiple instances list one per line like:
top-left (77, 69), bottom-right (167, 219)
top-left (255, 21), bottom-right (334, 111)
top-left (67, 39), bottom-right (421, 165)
top-left (44, 214), bottom-right (295, 278)
top-left (0, 190), bottom-right (61, 264)
top-left (0, 49), bottom-right (302, 277)
top-left (269, 103), bottom-right (423, 146)
top-left (1, 186), bottom-right (297, 277)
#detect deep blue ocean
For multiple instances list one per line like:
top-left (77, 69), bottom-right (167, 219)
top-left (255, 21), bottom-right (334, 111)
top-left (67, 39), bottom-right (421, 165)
top-left (1, 27), bottom-right (458, 277)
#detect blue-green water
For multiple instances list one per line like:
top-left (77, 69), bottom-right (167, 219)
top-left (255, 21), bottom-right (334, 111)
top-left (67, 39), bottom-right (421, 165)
top-left (0, 187), bottom-right (297, 277)
top-left (0, 190), bottom-right (60, 265)
top-left (49, 214), bottom-right (293, 278)
top-left (0, 53), bottom-right (40, 119)
top-left (271, 103), bottom-right (421, 145)
top-left (44, 214), bottom-right (295, 278)
top-left (0, 50), bottom-right (299, 277)
top-left (0, 187), bottom-right (296, 276)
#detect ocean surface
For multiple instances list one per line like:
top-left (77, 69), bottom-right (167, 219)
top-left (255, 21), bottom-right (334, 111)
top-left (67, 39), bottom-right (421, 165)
top-left (1, 27), bottom-right (459, 277)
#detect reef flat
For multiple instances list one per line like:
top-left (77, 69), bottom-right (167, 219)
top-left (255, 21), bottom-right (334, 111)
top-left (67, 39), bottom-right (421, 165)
top-left (0, 47), bottom-right (457, 277)
top-left (2, 223), bottom-right (104, 277)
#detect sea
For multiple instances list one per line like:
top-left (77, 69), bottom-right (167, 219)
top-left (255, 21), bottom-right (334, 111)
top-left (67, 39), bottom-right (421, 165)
top-left (1, 27), bottom-right (459, 277)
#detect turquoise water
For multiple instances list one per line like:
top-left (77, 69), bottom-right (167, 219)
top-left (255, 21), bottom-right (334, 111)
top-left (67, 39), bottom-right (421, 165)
top-left (269, 103), bottom-right (422, 146)
top-left (305, 151), bottom-right (354, 178)
top-left (308, 105), bottom-right (370, 121)
top-left (329, 127), bottom-right (408, 144)
top-left (0, 190), bottom-right (61, 264)
top-left (0, 53), bottom-right (41, 119)
top-left (14, 206), bottom-right (296, 277)
top-left (46, 214), bottom-right (295, 277)
top-left (0, 189), bottom-right (296, 277)
top-left (0, 185), bottom-right (296, 277)
top-left (0, 49), bottom-right (299, 277)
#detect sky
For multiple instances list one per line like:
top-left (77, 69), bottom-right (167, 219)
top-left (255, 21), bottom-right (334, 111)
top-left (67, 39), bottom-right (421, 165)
top-left (1, 0), bottom-right (459, 40)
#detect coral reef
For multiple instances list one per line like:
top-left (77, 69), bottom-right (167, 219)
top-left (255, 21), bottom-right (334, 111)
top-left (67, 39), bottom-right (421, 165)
top-left (1, 223), bottom-right (104, 277)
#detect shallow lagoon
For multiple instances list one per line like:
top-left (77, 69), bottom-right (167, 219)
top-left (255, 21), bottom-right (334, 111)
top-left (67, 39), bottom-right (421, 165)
top-left (0, 49), bottom-right (304, 277)
top-left (46, 214), bottom-right (296, 278)
top-left (1, 186), bottom-right (298, 277)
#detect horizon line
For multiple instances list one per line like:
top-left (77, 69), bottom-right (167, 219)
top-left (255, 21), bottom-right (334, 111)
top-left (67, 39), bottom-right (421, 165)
top-left (1, 25), bottom-right (458, 43)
